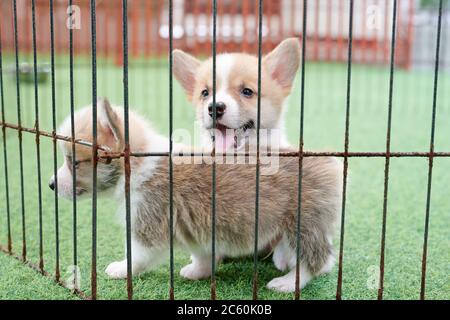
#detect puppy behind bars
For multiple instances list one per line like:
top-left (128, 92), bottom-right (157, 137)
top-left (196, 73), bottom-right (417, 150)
top-left (49, 98), bottom-right (342, 292)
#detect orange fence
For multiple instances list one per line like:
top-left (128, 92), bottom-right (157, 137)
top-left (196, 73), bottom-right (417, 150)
top-left (0, 0), bottom-right (415, 68)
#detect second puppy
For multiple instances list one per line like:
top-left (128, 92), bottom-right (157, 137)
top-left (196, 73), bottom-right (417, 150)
top-left (49, 98), bottom-right (342, 292)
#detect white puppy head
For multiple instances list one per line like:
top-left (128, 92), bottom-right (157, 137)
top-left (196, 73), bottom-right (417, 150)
top-left (173, 38), bottom-right (300, 151)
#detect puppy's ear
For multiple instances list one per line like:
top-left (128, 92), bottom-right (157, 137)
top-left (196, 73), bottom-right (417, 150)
top-left (173, 49), bottom-right (201, 99)
top-left (97, 97), bottom-right (123, 147)
top-left (263, 38), bottom-right (300, 92)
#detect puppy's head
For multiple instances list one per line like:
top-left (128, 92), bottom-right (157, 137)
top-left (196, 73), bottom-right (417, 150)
top-left (49, 98), bottom-right (124, 199)
top-left (173, 38), bottom-right (300, 151)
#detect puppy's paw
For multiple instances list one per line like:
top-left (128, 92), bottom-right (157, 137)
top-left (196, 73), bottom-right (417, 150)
top-left (105, 260), bottom-right (128, 279)
top-left (318, 254), bottom-right (335, 275)
top-left (180, 263), bottom-right (211, 280)
top-left (267, 275), bottom-right (296, 293)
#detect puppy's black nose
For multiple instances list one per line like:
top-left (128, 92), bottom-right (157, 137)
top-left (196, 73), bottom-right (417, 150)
top-left (49, 181), bottom-right (55, 191)
top-left (208, 102), bottom-right (226, 119)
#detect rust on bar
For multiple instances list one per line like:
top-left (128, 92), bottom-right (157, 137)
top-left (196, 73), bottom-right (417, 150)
top-left (378, 0), bottom-right (398, 300)
top-left (336, 0), bottom-right (354, 300)
top-left (0, 121), bottom-right (111, 151)
top-left (420, 0), bottom-right (443, 301)
top-left (124, 144), bottom-right (133, 300)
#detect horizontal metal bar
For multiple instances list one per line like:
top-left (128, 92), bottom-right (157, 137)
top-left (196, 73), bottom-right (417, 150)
top-left (0, 121), bottom-right (110, 151)
top-left (99, 151), bottom-right (450, 159)
top-left (2, 121), bottom-right (450, 159)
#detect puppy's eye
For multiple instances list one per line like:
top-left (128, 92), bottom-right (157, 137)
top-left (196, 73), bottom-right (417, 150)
top-left (241, 88), bottom-right (254, 98)
top-left (201, 89), bottom-right (209, 98)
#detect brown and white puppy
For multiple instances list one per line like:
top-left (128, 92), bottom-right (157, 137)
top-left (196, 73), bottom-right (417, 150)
top-left (49, 99), bottom-right (342, 292)
top-left (173, 38), bottom-right (300, 153)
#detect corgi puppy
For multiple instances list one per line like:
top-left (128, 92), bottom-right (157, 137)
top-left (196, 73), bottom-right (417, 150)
top-left (173, 38), bottom-right (300, 153)
top-left (49, 98), bottom-right (342, 292)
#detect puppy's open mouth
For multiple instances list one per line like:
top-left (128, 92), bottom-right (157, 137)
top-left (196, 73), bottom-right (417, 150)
top-left (209, 120), bottom-right (255, 152)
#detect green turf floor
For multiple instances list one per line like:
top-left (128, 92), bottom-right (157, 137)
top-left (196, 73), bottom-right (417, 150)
top-left (0, 55), bottom-right (449, 299)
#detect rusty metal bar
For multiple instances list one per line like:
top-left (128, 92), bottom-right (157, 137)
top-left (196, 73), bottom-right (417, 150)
top-left (93, 150), bottom-right (450, 159)
top-left (0, 12), bottom-right (11, 254)
top-left (420, 0), bottom-right (443, 301)
top-left (252, 0), bottom-right (263, 301)
top-left (0, 122), bottom-right (109, 150)
top-left (49, 0), bottom-right (60, 282)
top-left (336, 0), bottom-right (354, 301)
top-left (31, 0), bottom-right (45, 273)
top-left (295, 0), bottom-right (307, 301)
top-left (378, 0), bottom-right (398, 301)
top-left (69, 0), bottom-right (79, 294)
top-left (90, 0), bottom-right (98, 300)
top-left (168, 0), bottom-right (175, 301)
top-left (122, 0), bottom-right (133, 300)
top-left (2, 120), bottom-right (450, 162)
top-left (210, 0), bottom-right (218, 301)
top-left (12, 0), bottom-right (27, 262)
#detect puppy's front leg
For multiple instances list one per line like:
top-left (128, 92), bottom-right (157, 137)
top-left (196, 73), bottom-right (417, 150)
top-left (106, 237), bottom-right (167, 279)
top-left (180, 252), bottom-right (219, 280)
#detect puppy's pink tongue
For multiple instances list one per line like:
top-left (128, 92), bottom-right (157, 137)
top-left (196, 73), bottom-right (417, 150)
top-left (215, 128), bottom-right (235, 152)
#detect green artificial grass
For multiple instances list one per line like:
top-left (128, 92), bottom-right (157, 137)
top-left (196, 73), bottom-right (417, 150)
top-left (0, 54), bottom-right (449, 300)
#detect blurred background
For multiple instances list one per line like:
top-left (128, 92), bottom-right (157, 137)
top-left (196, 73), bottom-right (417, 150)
top-left (0, 0), bottom-right (449, 300)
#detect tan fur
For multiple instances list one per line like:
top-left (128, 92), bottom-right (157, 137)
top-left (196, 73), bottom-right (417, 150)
top-left (135, 155), bottom-right (342, 275)
top-left (51, 100), bottom-right (343, 291)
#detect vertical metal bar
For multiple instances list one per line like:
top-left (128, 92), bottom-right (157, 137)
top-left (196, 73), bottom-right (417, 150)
top-left (31, 0), bottom-right (44, 273)
top-left (210, 0), bottom-right (217, 301)
top-left (335, 0), bottom-right (353, 301)
top-left (49, 0), bottom-right (60, 282)
top-left (168, 0), bottom-right (175, 301)
top-left (420, 0), bottom-right (443, 301)
top-left (295, 0), bottom-right (307, 301)
top-left (122, 0), bottom-right (133, 300)
top-left (12, 0), bottom-right (27, 262)
top-left (378, 0), bottom-right (398, 301)
top-left (0, 12), bottom-right (11, 254)
top-left (90, 0), bottom-right (98, 300)
top-left (68, 0), bottom-right (78, 293)
top-left (252, 0), bottom-right (263, 301)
